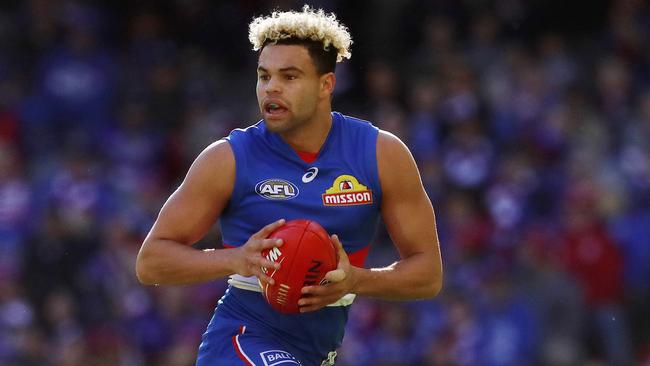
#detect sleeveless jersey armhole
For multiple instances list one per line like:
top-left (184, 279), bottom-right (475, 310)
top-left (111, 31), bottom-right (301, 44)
top-left (223, 134), bottom-right (246, 211)
top-left (366, 126), bottom-right (382, 208)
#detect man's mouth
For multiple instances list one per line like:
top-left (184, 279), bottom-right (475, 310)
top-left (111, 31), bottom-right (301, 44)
top-left (264, 101), bottom-right (288, 115)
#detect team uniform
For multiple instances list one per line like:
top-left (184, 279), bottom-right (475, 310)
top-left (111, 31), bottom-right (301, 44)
top-left (197, 112), bottom-right (382, 365)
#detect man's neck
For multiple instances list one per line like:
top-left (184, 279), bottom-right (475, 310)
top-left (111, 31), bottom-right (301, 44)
top-left (280, 109), bottom-right (333, 154)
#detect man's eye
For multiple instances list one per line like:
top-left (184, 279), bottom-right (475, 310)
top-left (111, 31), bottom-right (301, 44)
top-left (259, 75), bottom-right (270, 81)
top-left (285, 75), bottom-right (297, 80)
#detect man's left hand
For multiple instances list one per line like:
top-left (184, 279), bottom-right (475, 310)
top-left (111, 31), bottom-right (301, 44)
top-left (298, 234), bottom-right (357, 312)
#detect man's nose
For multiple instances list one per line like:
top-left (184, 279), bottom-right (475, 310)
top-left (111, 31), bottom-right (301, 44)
top-left (265, 76), bottom-right (282, 94)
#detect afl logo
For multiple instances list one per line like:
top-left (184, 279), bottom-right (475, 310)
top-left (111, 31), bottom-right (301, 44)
top-left (255, 179), bottom-right (299, 200)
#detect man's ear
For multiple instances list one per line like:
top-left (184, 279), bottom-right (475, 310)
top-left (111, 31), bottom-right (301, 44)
top-left (320, 72), bottom-right (336, 97)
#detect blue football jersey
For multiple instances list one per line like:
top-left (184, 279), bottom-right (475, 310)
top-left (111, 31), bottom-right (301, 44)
top-left (198, 112), bottom-right (382, 365)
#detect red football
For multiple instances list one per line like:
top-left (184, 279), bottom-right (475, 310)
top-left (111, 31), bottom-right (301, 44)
top-left (260, 219), bottom-right (337, 314)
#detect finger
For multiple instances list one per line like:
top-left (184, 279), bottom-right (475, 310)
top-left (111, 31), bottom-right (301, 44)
top-left (249, 255), bottom-right (281, 271)
top-left (251, 267), bottom-right (276, 285)
top-left (301, 285), bottom-right (319, 296)
top-left (330, 234), bottom-right (344, 252)
top-left (253, 219), bottom-right (286, 239)
top-left (245, 238), bottom-right (283, 254)
top-left (298, 296), bottom-right (340, 313)
top-left (301, 282), bottom-right (343, 296)
top-left (298, 285), bottom-right (344, 308)
top-left (259, 258), bottom-right (281, 271)
top-left (259, 238), bottom-right (284, 250)
top-left (298, 298), bottom-right (324, 312)
top-left (325, 268), bottom-right (346, 283)
top-left (299, 304), bottom-right (321, 313)
top-left (297, 295), bottom-right (321, 308)
top-left (330, 234), bottom-right (349, 267)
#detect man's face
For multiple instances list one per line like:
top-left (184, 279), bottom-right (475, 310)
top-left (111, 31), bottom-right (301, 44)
top-left (256, 44), bottom-right (327, 133)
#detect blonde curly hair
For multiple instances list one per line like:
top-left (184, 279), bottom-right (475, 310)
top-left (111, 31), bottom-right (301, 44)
top-left (248, 5), bottom-right (352, 62)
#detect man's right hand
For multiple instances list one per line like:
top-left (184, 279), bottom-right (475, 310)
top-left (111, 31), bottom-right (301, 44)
top-left (231, 219), bottom-right (286, 285)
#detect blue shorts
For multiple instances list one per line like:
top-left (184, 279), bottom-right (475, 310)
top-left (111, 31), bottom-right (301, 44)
top-left (197, 320), bottom-right (302, 365)
top-left (196, 287), bottom-right (344, 366)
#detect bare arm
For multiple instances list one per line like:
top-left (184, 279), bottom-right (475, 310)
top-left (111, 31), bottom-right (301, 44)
top-left (299, 131), bottom-right (442, 310)
top-left (351, 130), bottom-right (443, 299)
top-left (135, 140), bottom-right (284, 285)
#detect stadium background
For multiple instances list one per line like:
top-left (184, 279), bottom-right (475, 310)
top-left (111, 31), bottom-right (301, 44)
top-left (0, 0), bottom-right (649, 365)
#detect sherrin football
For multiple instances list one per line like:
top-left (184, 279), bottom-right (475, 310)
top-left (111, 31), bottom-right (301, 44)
top-left (260, 219), bottom-right (337, 314)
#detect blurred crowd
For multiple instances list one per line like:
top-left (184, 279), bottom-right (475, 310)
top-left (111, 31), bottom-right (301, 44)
top-left (0, 0), bottom-right (649, 365)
